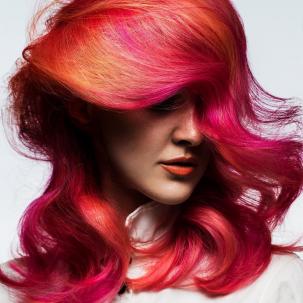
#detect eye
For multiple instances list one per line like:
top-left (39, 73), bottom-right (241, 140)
top-left (148, 94), bottom-right (185, 113)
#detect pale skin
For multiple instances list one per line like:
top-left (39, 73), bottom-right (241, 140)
top-left (84, 88), bottom-right (211, 219)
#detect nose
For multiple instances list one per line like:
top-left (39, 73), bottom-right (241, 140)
top-left (171, 101), bottom-right (204, 147)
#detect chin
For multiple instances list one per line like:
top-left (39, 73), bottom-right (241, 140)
top-left (145, 189), bottom-right (193, 206)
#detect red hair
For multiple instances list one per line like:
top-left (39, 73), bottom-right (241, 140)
top-left (1, 0), bottom-right (302, 302)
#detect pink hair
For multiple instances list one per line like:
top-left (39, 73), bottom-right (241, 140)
top-left (1, 0), bottom-right (302, 302)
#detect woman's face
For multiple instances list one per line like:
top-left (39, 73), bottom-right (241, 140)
top-left (91, 89), bottom-right (210, 212)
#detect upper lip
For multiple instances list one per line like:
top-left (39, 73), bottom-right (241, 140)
top-left (160, 156), bottom-right (198, 166)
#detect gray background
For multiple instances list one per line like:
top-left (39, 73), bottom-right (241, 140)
top-left (0, 0), bottom-right (303, 263)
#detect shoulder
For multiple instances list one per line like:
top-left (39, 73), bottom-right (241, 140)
top-left (257, 253), bottom-right (303, 303)
top-left (263, 253), bottom-right (303, 283)
top-left (0, 259), bottom-right (22, 302)
top-left (235, 253), bottom-right (303, 303)
top-left (0, 284), bottom-right (13, 302)
top-left (213, 253), bottom-right (303, 303)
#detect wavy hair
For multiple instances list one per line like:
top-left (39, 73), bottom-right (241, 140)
top-left (1, 0), bottom-right (303, 302)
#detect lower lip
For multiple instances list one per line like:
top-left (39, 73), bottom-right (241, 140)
top-left (160, 164), bottom-right (195, 176)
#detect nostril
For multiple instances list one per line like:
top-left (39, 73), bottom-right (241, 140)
top-left (176, 139), bottom-right (195, 147)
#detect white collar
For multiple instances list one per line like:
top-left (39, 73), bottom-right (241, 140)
top-left (123, 200), bottom-right (197, 289)
top-left (124, 200), bottom-right (175, 246)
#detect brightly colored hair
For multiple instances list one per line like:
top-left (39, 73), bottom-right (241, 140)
top-left (1, 0), bottom-right (303, 302)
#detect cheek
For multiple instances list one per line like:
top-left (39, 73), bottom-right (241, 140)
top-left (93, 110), bottom-right (173, 176)
top-left (96, 112), bottom-right (137, 151)
top-left (96, 114), bottom-right (147, 165)
top-left (109, 127), bottom-right (162, 167)
top-left (102, 112), bottom-right (164, 153)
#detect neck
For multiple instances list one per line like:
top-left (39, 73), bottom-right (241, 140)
top-left (100, 168), bottom-right (151, 219)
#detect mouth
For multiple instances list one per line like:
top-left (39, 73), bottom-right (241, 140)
top-left (160, 163), bottom-right (196, 177)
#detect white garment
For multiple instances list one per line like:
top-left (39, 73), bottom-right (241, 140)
top-left (114, 200), bottom-right (303, 303)
top-left (1, 200), bottom-right (303, 303)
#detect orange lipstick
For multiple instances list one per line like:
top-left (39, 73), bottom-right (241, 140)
top-left (161, 164), bottom-right (195, 176)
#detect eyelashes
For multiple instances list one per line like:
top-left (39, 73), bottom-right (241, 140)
top-left (148, 94), bottom-right (186, 112)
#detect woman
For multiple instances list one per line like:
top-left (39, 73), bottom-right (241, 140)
top-left (1, 0), bottom-right (303, 302)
